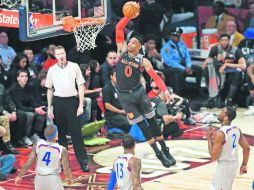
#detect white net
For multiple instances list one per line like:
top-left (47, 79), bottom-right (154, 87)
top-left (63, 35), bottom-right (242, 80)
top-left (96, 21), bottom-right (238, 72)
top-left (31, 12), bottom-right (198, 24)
top-left (1, 0), bottom-right (21, 9)
top-left (74, 21), bottom-right (105, 52)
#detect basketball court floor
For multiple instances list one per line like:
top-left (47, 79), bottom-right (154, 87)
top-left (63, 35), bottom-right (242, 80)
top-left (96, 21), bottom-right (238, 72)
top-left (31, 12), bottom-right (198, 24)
top-left (0, 108), bottom-right (253, 190)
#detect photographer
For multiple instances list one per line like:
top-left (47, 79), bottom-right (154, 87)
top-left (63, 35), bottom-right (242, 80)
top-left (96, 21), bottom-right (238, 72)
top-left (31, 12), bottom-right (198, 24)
top-left (148, 71), bottom-right (196, 125)
top-left (202, 33), bottom-right (246, 108)
top-left (150, 95), bottom-right (183, 140)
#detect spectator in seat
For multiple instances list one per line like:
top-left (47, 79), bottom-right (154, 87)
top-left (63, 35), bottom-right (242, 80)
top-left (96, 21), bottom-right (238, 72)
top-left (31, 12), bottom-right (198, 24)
top-left (80, 64), bottom-right (101, 122)
top-left (245, 2), bottom-right (254, 29)
top-left (0, 83), bottom-right (27, 148)
top-left (9, 69), bottom-right (46, 145)
top-left (226, 20), bottom-right (245, 47)
top-left (8, 53), bottom-right (33, 85)
top-left (42, 44), bottom-right (58, 71)
top-left (0, 32), bottom-right (16, 71)
top-left (240, 29), bottom-right (254, 115)
top-left (102, 68), bottom-right (131, 133)
top-left (245, 63), bottom-right (254, 116)
top-left (160, 27), bottom-right (202, 96)
top-left (143, 34), bottom-right (164, 71)
top-left (205, 1), bottom-right (235, 35)
top-left (142, 34), bottom-right (164, 92)
top-left (100, 50), bottom-right (117, 87)
top-left (88, 60), bottom-right (103, 120)
top-left (0, 56), bottom-right (11, 89)
top-left (23, 48), bottom-right (40, 76)
top-left (202, 33), bottom-right (246, 108)
top-left (31, 70), bottom-right (48, 106)
top-left (139, 0), bottom-right (166, 45)
top-left (0, 83), bottom-right (19, 154)
top-left (238, 28), bottom-right (254, 66)
top-left (0, 126), bottom-right (16, 181)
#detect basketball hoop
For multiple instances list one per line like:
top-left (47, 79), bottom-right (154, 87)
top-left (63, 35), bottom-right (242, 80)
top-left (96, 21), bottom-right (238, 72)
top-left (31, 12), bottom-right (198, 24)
top-left (63, 16), bottom-right (106, 52)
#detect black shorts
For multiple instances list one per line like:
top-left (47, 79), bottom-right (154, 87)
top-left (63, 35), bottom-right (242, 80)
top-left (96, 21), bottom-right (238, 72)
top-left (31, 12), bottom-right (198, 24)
top-left (117, 85), bottom-right (155, 124)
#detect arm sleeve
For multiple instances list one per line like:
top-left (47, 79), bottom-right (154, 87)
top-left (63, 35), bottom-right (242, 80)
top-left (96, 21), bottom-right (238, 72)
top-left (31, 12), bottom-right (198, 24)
top-left (115, 17), bottom-right (130, 43)
top-left (107, 170), bottom-right (117, 190)
top-left (147, 69), bottom-right (167, 91)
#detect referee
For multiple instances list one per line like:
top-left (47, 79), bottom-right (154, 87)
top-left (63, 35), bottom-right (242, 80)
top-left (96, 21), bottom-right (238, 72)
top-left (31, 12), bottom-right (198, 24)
top-left (45, 45), bottom-right (89, 172)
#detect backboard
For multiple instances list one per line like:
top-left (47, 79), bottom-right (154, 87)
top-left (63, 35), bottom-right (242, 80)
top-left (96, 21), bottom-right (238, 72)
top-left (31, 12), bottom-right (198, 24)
top-left (19, 0), bottom-right (110, 41)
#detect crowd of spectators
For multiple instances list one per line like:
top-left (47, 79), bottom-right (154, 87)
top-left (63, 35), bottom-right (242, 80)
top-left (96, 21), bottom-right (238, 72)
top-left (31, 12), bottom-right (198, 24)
top-left (0, 1), bottom-right (253, 181)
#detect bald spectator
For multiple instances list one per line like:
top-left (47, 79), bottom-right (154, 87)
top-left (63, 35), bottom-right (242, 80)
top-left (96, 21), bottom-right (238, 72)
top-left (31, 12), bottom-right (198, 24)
top-left (0, 32), bottom-right (16, 71)
top-left (206, 1), bottom-right (235, 35)
top-left (100, 50), bottom-right (117, 86)
top-left (226, 20), bottom-right (245, 47)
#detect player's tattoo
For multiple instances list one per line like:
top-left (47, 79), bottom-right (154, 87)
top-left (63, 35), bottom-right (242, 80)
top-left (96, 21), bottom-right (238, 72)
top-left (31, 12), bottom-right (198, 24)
top-left (18, 144), bottom-right (37, 177)
top-left (129, 157), bottom-right (143, 190)
top-left (61, 147), bottom-right (73, 180)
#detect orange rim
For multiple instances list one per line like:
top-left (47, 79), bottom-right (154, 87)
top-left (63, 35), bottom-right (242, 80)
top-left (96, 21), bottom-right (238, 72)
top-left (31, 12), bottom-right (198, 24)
top-left (63, 16), bottom-right (105, 32)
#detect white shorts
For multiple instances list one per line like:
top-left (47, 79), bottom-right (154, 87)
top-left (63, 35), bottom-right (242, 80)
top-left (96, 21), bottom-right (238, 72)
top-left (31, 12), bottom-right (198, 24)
top-left (34, 174), bottom-right (64, 190)
top-left (210, 161), bottom-right (239, 190)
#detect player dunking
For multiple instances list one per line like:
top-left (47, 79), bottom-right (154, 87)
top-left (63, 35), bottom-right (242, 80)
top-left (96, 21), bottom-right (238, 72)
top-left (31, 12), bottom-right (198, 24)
top-left (107, 135), bottom-right (143, 190)
top-left (114, 15), bottom-right (175, 167)
top-left (208, 107), bottom-right (250, 190)
top-left (15, 125), bottom-right (73, 190)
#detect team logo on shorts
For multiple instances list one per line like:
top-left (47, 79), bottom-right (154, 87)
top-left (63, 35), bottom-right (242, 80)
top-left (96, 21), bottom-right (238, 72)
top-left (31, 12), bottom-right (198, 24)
top-left (165, 48), bottom-right (169, 53)
top-left (127, 112), bottom-right (134, 119)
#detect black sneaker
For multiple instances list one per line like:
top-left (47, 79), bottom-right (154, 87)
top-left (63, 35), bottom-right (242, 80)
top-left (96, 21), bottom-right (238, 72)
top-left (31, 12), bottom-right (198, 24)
top-left (156, 151), bottom-right (172, 168)
top-left (14, 140), bottom-right (29, 148)
top-left (1, 142), bottom-right (19, 154)
top-left (162, 147), bottom-right (176, 166)
top-left (81, 164), bottom-right (90, 172)
top-left (10, 167), bottom-right (17, 174)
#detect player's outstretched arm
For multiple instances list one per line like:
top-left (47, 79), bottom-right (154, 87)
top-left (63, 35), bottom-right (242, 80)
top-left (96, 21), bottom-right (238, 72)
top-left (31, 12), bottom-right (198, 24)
top-left (115, 17), bottom-right (129, 56)
top-left (239, 133), bottom-right (250, 174)
top-left (61, 147), bottom-right (73, 184)
top-left (15, 144), bottom-right (37, 184)
top-left (129, 157), bottom-right (143, 190)
top-left (207, 129), bottom-right (224, 161)
top-left (143, 58), bottom-right (172, 101)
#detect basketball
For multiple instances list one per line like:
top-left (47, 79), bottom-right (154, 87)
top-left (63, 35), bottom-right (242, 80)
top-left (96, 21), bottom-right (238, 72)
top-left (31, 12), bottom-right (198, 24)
top-left (122, 1), bottom-right (140, 19)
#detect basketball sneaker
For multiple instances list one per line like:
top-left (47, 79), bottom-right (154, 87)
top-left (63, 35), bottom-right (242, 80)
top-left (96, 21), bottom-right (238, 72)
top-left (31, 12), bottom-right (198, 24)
top-left (156, 151), bottom-right (172, 168)
top-left (244, 106), bottom-right (254, 116)
top-left (162, 147), bottom-right (176, 165)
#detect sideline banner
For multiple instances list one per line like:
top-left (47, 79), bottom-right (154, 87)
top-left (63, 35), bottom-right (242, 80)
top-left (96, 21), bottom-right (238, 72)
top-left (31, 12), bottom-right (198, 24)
top-left (0, 9), bottom-right (19, 28)
top-left (0, 9), bottom-right (53, 28)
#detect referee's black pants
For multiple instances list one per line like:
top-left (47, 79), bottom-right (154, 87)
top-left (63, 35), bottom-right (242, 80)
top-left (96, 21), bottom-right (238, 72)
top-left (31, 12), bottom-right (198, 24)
top-left (53, 96), bottom-right (88, 166)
